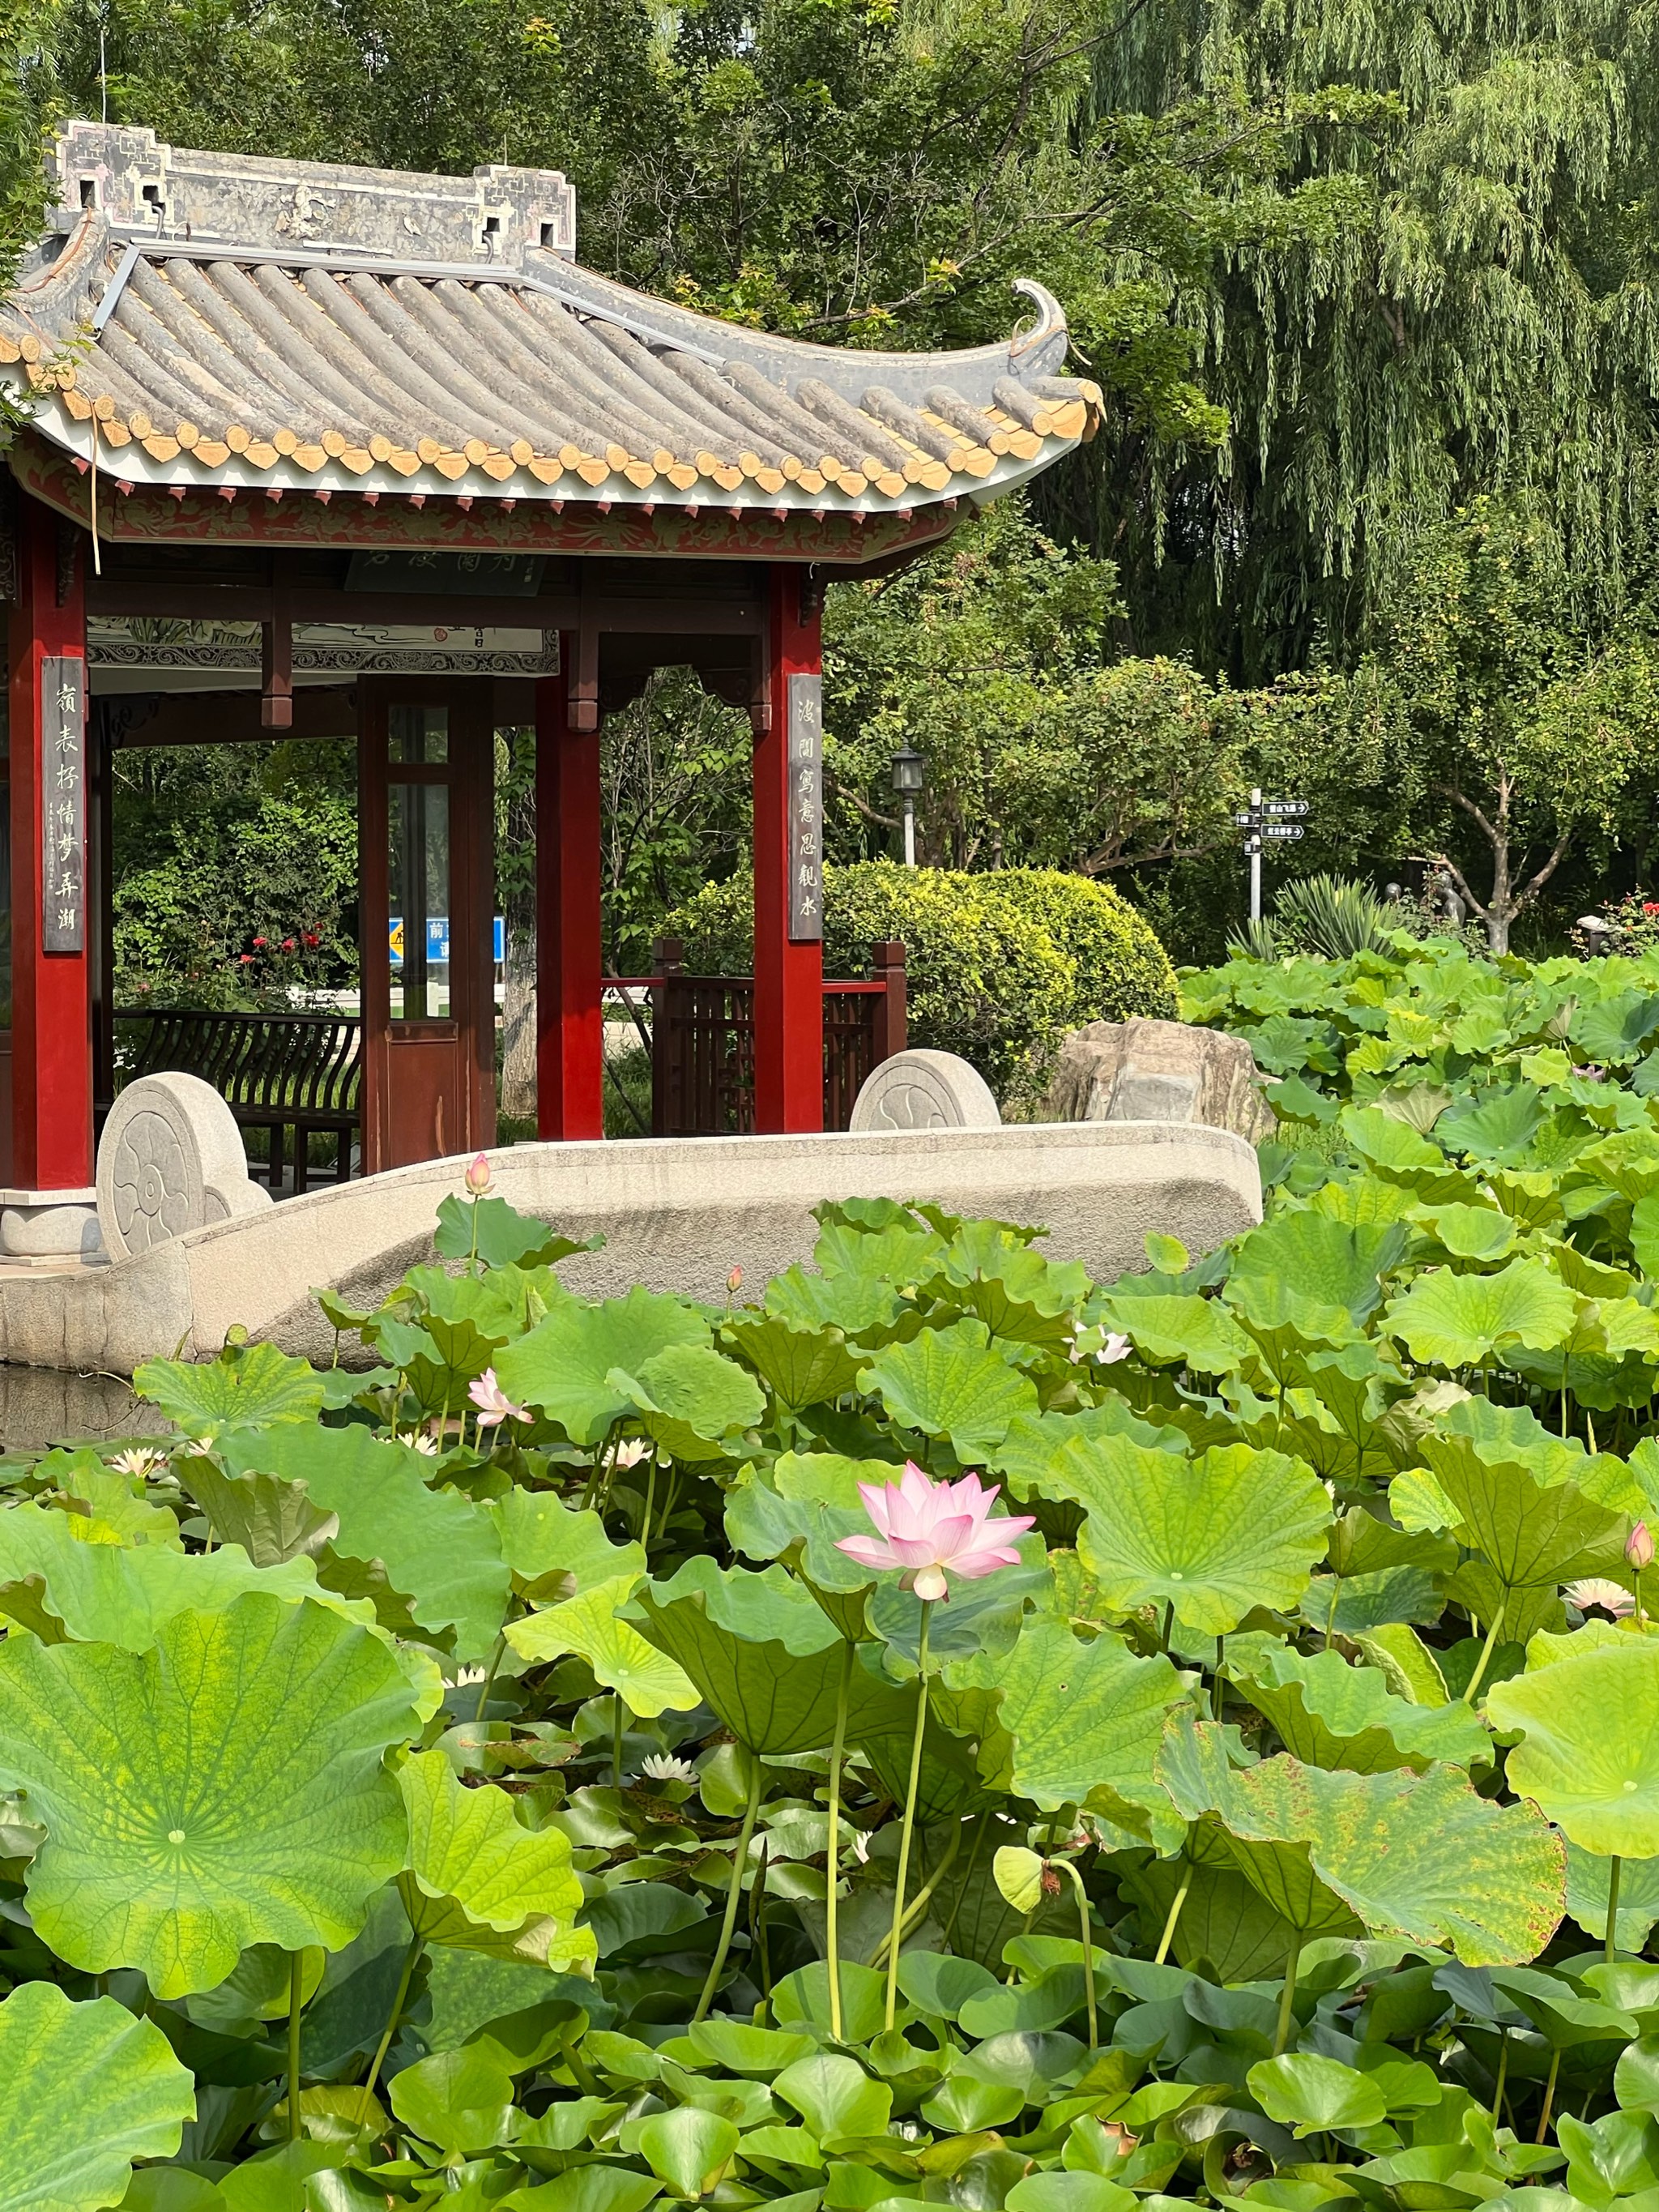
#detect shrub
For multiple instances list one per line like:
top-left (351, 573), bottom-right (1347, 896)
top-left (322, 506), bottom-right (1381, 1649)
top-left (667, 861), bottom-right (1175, 1098)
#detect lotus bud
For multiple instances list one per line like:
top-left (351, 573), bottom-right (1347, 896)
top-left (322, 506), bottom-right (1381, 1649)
top-left (464, 1151), bottom-right (493, 1196)
top-left (1630, 1521), bottom-right (1655, 1571)
top-left (727, 1266), bottom-right (744, 1295)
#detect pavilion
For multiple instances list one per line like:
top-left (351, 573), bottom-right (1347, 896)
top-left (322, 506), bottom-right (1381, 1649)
top-left (0, 120), bottom-right (1098, 1250)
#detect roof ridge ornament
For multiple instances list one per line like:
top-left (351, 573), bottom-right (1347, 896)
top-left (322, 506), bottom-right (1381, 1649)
top-left (1008, 280), bottom-right (1068, 373)
top-left (45, 121), bottom-right (576, 269)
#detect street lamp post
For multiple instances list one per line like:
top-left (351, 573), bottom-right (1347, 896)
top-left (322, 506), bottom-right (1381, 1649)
top-left (890, 747), bottom-right (925, 868)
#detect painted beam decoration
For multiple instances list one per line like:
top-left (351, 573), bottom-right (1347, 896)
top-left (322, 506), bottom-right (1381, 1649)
top-left (41, 653), bottom-right (85, 952)
top-left (788, 671), bottom-right (824, 942)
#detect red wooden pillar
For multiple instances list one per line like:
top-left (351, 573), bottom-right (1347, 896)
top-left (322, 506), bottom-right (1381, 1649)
top-left (6, 496), bottom-right (93, 1191)
top-left (753, 569), bottom-right (824, 1133)
top-left (535, 643), bottom-right (604, 1140)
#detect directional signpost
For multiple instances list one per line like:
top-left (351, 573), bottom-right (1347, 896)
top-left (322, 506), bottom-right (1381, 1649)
top-left (1234, 790), bottom-right (1311, 921)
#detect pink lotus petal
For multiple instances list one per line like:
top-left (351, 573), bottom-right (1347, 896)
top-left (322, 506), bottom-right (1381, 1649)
top-left (856, 1481), bottom-right (898, 1537)
top-left (843, 1459), bottom-right (1032, 1599)
top-left (835, 1533), bottom-right (900, 1570)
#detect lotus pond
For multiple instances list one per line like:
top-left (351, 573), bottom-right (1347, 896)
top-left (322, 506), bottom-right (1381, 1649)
top-left (17, 940), bottom-right (1659, 2212)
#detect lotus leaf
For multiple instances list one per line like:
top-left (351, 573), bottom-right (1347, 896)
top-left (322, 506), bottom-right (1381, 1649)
top-left (398, 1750), bottom-right (595, 1968)
top-left (134, 1343), bottom-right (326, 1436)
top-left (1224, 1635), bottom-right (1490, 1773)
top-left (218, 1421), bottom-right (510, 1659)
top-left (494, 1288), bottom-right (709, 1444)
top-left (1073, 1439), bottom-right (1330, 1633)
top-left (721, 1316), bottom-right (864, 1412)
top-left (181, 1463), bottom-right (338, 1566)
top-left (0, 1981), bottom-right (197, 2212)
top-left (0, 1502), bottom-right (360, 1648)
top-left (1157, 1720), bottom-right (1564, 1963)
top-left (622, 1342), bottom-right (766, 1460)
top-left (506, 1575), bottom-right (700, 1717)
top-left (1486, 1641), bottom-right (1659, 1857)
top-left (1567, 1844), bottom-right (1659, 1952)
top-left (629, 1557), bottom-right (911, 1753)
top-left (858, 1317), bottom-right (1038, 1456)
top-left (1227, 1211), bottom-right (1406, 1320)
top-left (939, 1616), bottom-right (1188, 1843)
top-left (0, 1592), bottom-right (421, 1994)
top-left (1384, 1259), bottom-right (1577, 1368)
top-left (488, 1492), bottom-right (644, 1599)
top-left (1096, 1294), bottom-right (1254, 1375)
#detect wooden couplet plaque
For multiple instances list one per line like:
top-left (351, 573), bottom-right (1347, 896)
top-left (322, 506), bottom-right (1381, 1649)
top-left (787, 670), bottom-right (823, 942)
top-left (41, 654), bottom-right (86, 954)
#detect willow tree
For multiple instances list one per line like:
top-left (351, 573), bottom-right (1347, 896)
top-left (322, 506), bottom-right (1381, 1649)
top-left (1076, 0), bottom-right (1659, 675)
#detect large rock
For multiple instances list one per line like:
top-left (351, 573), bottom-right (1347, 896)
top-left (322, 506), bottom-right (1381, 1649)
top-left (1046, 1018), bottom-right (1275, 1145)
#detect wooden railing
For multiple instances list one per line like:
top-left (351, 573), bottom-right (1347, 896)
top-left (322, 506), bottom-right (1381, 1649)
top-left (622, 939), bottom-right (907, 1138)
top-left (113, 1009), bottom-right (360, 1194)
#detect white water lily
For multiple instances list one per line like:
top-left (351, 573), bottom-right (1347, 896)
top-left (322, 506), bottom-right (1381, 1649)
top-left (614, 1439), bottom-right (653, 1470)
top-left (638, 1752), bottom-right (697, 1783)
top-left (106, 1447), bottom-right (167, 1478)
top-left (1565, 1577), bottom-right (1634, 1619)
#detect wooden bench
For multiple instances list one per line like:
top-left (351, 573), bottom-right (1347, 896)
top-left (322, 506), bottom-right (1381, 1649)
top-left (113, 1010), bottom-right (361, 1195)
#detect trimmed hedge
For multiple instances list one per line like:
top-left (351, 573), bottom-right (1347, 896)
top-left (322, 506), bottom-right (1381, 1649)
top-left (667, 861), bottom-right (1175, 1098)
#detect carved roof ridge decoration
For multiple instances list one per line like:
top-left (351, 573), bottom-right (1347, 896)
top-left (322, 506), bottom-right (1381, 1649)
top-left (2, 122), bottom-right (1103, 537)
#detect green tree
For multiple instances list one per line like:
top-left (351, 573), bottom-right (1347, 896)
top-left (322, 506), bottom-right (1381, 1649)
top-left (1369, 498), bottom-right (1659, 951)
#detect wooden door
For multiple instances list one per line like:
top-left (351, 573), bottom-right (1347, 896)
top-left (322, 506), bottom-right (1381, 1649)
top-left (359, 681), bottom-right (496, 1173)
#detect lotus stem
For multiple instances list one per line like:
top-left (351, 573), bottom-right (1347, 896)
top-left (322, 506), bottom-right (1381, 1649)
top-left (1155, 1863), bottom-right (1193, 1966)
top-left (642, 1456), bottom-right (658, 1552)
top-left (360, 1932), bottom-right (423, 2120)
top-left (825, 1640), bottom-right (854, 2040)
top-left (612, 1695), bottom-right (625, 1787)
top-left (1492, 2026), bottom-right (1509, 2120)
top-left (473, 1633), bottom-right (505, 1724)
top-left (868, 1813), bottom-right (966, 1972)
top-left (1273, 1935), bottom-right (1303, 2056)
top-left (693, 1752), bottom-right (765, 2023)
top-left (1462, 1595), bottom-right (1508, 1705)
top-left (939, 1812), bottom-right (991, 1952)
top-left (288, 1950), bottom-right (305, 2142)
top-left (1058, 1858), bottom-right (1098, 2052)
top-left (1536, 2046), bottom-right (1561, 2143)
top-left (885, 1598), bottom-right (932, 2033)
top-left (1607, 1855), bottom-right (1623, 1963)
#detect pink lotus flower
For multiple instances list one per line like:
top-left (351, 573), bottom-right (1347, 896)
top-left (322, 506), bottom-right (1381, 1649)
top-left (469, 1368), bottom-right (531, 1430)
top-left (1630, 1522), bottom-right (1655, 1571)
top-left (835, 1462), bottom-right (1034, 1603)
top-left (1566, 1577), bottom-right (1634, 1619)
top-left (465, 1151), bottom-right (493, 1196)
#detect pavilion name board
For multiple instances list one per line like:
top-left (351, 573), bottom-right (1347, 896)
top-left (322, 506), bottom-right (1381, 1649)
top-left (41, 655), bottom-right (85, 954)
top-left (787, 672), bottom-right (823, 942)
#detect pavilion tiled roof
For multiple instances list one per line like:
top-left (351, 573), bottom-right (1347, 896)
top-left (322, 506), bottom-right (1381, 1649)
top-left (0, 124), bottom-right (1101, 513)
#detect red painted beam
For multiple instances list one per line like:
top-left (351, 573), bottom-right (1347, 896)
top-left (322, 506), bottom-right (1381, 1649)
top-left (7, 496), bottom-right (94, 1190)
top-left (535, 650), bottom-right (604, 1140)
top-left (752, 569), bottom-right (824, 1133)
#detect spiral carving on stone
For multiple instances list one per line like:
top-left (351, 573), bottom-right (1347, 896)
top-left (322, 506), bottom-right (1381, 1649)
top-left (108, 1108), bottom-right (195, 1252)
top-left (848, 1049), bottom-right (1003, 1134)
top-left (96, 1071), bottom-right (267, 1265)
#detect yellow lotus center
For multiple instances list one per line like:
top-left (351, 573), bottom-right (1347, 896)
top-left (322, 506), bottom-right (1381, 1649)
top-left (168, 1828), bottom-right (186, 1842)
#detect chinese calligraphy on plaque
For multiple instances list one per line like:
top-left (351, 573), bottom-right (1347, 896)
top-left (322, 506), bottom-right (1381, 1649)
top-left (41, 655), bottom-right (85, 954)
top-left (787, 671), bottom-right (823, 942)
